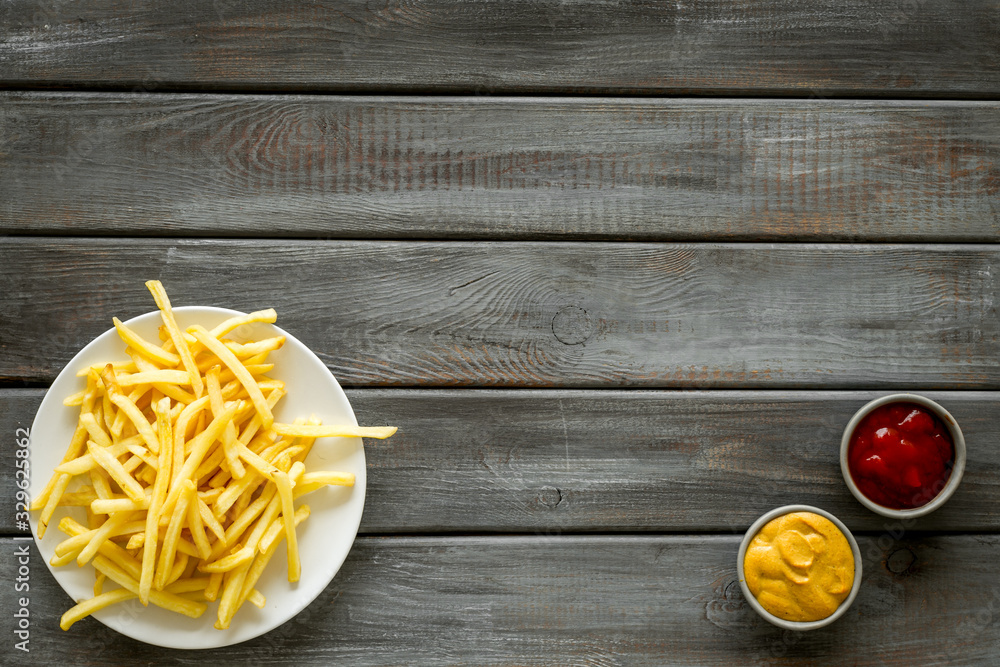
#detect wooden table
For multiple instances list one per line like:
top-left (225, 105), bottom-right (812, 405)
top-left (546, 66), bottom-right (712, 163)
top-left (1, 1), bottom-right (998, 663)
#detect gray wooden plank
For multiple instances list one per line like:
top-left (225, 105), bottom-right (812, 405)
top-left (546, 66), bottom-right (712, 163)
top-left (5, 389), bottom-right (999, 535)
top-left (0, 239), bottom-right (997, 388)
top-left (1, 1), bottom-right (999, 96)
top-left (2, 94), bottom-right (999, 241)
top-left (1, 534), bottom-right (997, 664)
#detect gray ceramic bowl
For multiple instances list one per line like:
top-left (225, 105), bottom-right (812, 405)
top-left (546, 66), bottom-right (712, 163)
top-left (737, 505), bottom-right (862, 631)
top-left (840, 394), bottom-right (966, 519)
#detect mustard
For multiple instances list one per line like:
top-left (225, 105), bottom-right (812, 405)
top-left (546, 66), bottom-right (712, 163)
top-left (743, 511), bottom-right (854, 622)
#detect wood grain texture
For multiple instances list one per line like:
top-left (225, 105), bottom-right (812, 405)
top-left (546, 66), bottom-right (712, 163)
top-left (4, 388), bottom-right (999, 536)
top-left (2, 93), bottom-right (999, 240)
top-left (0, 239), bottom-right (997, 388)
top-left (1, 1), bottom-right (999, 96)
top-left (2, 535), bottom-right (998, 665)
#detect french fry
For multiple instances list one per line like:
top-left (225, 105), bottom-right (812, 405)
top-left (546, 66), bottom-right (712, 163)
top-left (87, 440), bottom-right (146, 503)
top-left (293, 471), bottom-right (356, 498)
top-left (204, 572), bottom-right (224, 602)
top-left (271, 423), bottom-right (398, 439)
top-left (112, 317), bottom-right (179, 366)
top-left (92, 555), bottom-right (206, 619)
top-left (146, 280), bottom-right (205, 398)
top-left (116, 370), bottom-right (192, 387)
top-left (159, 402), bottom-right (240, 519)
top-left (224, 336), bottom-right (285, 359)
top-left (61, 589), bottom-right (139, 630)
top-left (32, 372), bottom-right (97, 513)
top-left (246, 589), bottom-right (266, 609)
top-left (63, 389), bottom-right (87, 407)
top-left (56, 489), bottom-right (99, 507)
top-left (57, 517), bottom-right (143, 580)
top-left (56, 436), bottom-right (142, 476)
top-left (189, 325), bottom-right (272, 429)
top-left (274, 467), bottom-right (300, 582)
top-left (199, 547), bottom-right (255, 573)
top-left (206, 308), bottom-right (277, 339)
top-left (76, 361), bottom-right (137, 377)
top-left (38, 474), bottom-right (71, 538)
top-left (154, 479), bottom-right (193, 591)
top-left (54, 517), bottom-right (145, 558)
top-left (259, 503), bottom-right (311, 554)
top-left (245, 505), bottom-right (310, 610)
top-left (90, 496), bottom-right (151, 514)
top-left (185, 482), bottom-right (212, 560)
top-left (102, 366), bottom-right (160, 454)
top-left (206, 366), bottom-right (245, 480)
top-left (77, 511), bottom-right (136, 566)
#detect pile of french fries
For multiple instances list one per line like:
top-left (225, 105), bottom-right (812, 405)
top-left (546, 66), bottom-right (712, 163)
top-left (31, 281), bottom-right (396, 631)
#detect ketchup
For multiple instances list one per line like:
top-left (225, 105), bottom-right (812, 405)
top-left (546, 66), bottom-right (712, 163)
top-left (847, 402), bottom-right (954, 510)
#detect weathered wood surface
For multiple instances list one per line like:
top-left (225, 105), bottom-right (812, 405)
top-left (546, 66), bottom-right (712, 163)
top-left (2, 535), bottom-right (998, 664)
top-left (0, 239), bottom-right (996, 388)
top-left (4, 388), bottom-right (999, 536)
top-left (2, 94), bottom-right (998, 241)
top-left (1, 1), bottom-right (999, 96)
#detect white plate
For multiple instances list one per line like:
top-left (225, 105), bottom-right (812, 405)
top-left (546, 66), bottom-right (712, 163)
top-left (29, 306), bottom-right (366, 649)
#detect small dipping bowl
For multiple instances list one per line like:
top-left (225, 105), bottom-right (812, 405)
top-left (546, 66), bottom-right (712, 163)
top-left (737, 505), bottom-right (862, 631)
top-left (840, 394), bottom-right (966, 519)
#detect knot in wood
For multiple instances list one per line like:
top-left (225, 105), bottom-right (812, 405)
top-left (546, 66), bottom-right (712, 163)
top-left (887, 547), bottom-right (916, 574)
top-left (551, 306), bottom-right (593, 345)
top-left (537, 486), bottom-right (563, 509)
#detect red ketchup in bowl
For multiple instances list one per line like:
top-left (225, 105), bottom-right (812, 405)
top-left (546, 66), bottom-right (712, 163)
top-left (847, 403), bottom-right (954, 510)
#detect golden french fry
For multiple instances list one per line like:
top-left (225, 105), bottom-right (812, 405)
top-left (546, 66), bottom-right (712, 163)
top-left (90, 495), bottom-right (150, 514)
top-left (206, 366), bottom-right (246, 480)
top-left (54, 517), bottom-right (145, 558)
top-left (92, 555), bottom-right (206, 619)
top-left (199, 547), bottom-right (255, 573)
top-left (204, 572), bottom-right (224, 602)
top-left (185, 482), bottom-right (212, 560)
top-left (63, 389), bottom-right (87, 407)
top-left (189, 325), bottom-right (272, 429)
top-left (55, 436), bottom-right (139, 475)
top-left (146, 280), bottom-right (205, 397)
top-left (206, 308), bottom-right (277, 338)
top-left (102, 366), bottom-right (160, 455)
top-left (76, 361), bottom-right (137, 377)
top-left (87, 441), bottom-right (146, 503)
top-left (166, 552), bottom-right (190, 588)
top-left (273, 470), bottom-right (300, 582)
top-left (246, 589), bottom-right (266, 609)
top-left (116, 370), bottom-right (192, 387)
top-left (293, 471), bottom-right (356, 498)
top-left (271, 423), bottom-right (398, 439)
top-left (154, 480), bottom-right (193, 591)
top-left (223, 336), bottom-right (285, 359)
top-left (56, 489), bottom-right (99, 507)
top-left (159, 402), bottom-right (240, 518)
top-left (57, 517), bottom-right (143, 580)
top-left (61, 588), bottom-right (139, 630)
top-left (112, 317), bottom-right (179, 366)
top-left (259, 503), bottom-right (310, 554)
top-left (246, 504), bottom-right (310, 614)
top-left (38, 474), bottom-right (71, 538)
top-left (165, 577), bottom-right (211, 595)
top-left (77, 511), bottom-right (136, 566)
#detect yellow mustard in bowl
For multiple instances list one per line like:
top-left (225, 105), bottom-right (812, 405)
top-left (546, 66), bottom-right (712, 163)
top-left (742, 511), bottom-right (855, 622)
